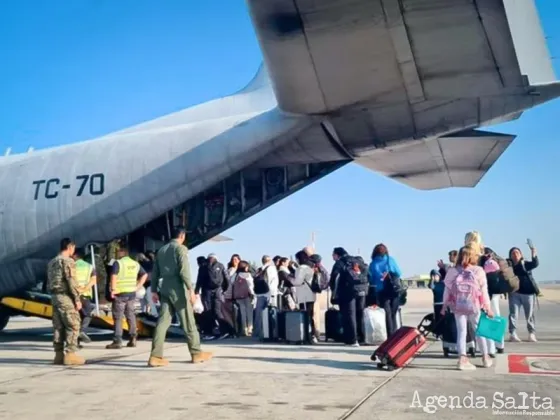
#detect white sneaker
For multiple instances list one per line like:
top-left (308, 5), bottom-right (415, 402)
top-left (457, 361), bottom-right (476, 371)
top-left (348, 342), bottom-right (360, 348)
top-left (483, 358), bottom-right (493, 368)
top-left (311, 336), bottom-right (318, 344)
top-left (528, 333), bottom-right (537, 342)
top-left (509, 333), bottom-right (521, 342)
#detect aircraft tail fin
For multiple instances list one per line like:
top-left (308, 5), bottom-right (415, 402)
top-left (504, 0), bottom-right (556, 85)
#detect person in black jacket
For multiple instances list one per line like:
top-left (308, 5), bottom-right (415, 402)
top-left (195, 254), bottom-right (231, 340)
top-left (329, 247), bottom-right (349, 304)
top-left (335, 253), bottom-right (369, 347)
top-left (508, 244), bottom-right (540, 343)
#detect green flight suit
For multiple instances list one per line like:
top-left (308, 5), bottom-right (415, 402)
top-left (150, 239), bottom-right (201, 357)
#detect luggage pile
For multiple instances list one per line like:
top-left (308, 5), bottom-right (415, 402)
top-left (260, 302), bottom-right (312, 345)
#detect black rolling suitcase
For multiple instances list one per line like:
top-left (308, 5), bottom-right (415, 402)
top-left (325, 290), bottom-right (344, 342)
top-left (441, 310), bottom-right (476, 357)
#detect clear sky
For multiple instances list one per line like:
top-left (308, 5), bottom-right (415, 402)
top-left (1, 1), bottom-right (559, 281)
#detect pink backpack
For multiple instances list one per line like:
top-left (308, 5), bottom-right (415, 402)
top-left (483, 258), bottom-right (500, 274)
top-left (451, 268), bottom-right (482, 315)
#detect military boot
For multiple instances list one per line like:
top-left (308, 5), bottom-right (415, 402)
top-left (147, 356), bottom-right (169, 368)
top-left (53, 352), bottom-right (64, 365)
top-left (63, 352), bottom-right (85, 366)
top-left (105, 341), bottom-right (122, 349)
top-left (191, 351), bottom-right (213, 364)
top-left (126, 336), bottom-right (137, 348)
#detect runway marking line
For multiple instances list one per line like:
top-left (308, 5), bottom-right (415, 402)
top-left (507, 354), bottom-right (560, 376)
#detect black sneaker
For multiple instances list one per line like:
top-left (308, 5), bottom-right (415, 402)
top-left (497, 348), bottom-right (505, 354)
top-left (106, 341), bottom-right (122, 349)
top-left (126, 336), bottom-right (137, 348)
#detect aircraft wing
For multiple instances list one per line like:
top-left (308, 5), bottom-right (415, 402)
top-left (355, 129), bottom-right (515, 190)
top-left (208, 234), bottom-right (233, 243)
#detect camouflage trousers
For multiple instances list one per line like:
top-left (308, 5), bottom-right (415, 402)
top-left (51, 294), bottom-right (81, 353)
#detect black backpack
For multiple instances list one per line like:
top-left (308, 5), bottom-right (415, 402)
top-left (253, 268), bottom-right (270, 295)
top-left (340, 256), bottom-right (369, 295)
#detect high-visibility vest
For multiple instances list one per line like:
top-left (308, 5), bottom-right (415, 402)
top-left (75, 259), bottom-right (93, 298)
top-left (114, 256), bottom-right (140, 295)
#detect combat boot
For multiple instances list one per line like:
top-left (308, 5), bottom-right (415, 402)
top-left (53, 351), bottom-right (64, 365)
top-left (126, 335), bottom-right (137, 348)
top-left (191, 351), bottom-right (213, 364)
top-left (147, 356), bottom-right (169, 368)
top-left (63, 352), bottom-right (85, 366)
top-left (105, 340), bottom-right (122, 349)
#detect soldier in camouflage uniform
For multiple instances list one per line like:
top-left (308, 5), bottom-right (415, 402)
top-left (47, 238), bottom-right (85, 366)
top-left (106, 239), bottom-right (121, 264)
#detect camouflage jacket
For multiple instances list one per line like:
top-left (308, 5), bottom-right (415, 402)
top-left (47, 255), bottom-right (80, 302)
top-left (152, 240), bottom-right (192, 299)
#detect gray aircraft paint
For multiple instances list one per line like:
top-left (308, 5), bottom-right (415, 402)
top-left (0, 0), bottom-right (559, 297)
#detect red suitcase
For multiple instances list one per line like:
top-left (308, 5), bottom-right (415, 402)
top-left (371, 317), bottom-right (433, 371)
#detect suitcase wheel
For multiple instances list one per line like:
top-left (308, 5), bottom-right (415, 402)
top-left (468, 348), bottom-right (476, 358)
top-left (443, 348), bottom-right (450, 358)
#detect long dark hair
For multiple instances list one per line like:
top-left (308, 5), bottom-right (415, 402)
top-left (371, 243), bottom-right (388, 260)
top-left (228, 254), bottom-right (241, 269)
top-left (295, 250), bottom-right (309, 265)
top-left (236, 260), bottom-right (250, 273)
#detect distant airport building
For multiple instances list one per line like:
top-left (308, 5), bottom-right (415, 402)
top-left (403, 275), bottom-right (431, 289)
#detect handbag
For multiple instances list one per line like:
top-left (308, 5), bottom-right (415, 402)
top-left (476, 311), bottom-right (507, 343)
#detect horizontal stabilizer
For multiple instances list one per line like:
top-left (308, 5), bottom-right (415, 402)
top-left (356, 129), bottom-right (515, 190)
top-left (504, 0), bottom-right (556, 84)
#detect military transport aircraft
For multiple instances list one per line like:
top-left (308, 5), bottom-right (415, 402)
top-left (1, 0), bottom-right (559, 330)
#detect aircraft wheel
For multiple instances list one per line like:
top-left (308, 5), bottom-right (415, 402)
top-left (0, 312), bottom-right (9, 332)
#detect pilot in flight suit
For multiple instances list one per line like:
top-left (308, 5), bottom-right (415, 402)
top-left (148, 226), bottom-right (212, 367)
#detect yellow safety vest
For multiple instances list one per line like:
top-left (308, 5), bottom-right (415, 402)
top-left (75, 259), bottom-right (93, 298)
top-left (114, 256), bottom-right (140, 295)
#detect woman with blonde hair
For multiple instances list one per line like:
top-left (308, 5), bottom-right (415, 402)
top-left (464, 231), bottom-right (484, 255)
top-left (442, 244), bottom-right (494, 370)
top-left (464, 231), bottom-right (506, 356)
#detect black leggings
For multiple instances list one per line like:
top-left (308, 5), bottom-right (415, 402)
top-left (379, 293), bottom-right (400, 337)
top-left (340, 295), bottom-right (367, 344)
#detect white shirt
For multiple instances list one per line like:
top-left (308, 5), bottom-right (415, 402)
top-left (257, 262), bottom-right (279, 298)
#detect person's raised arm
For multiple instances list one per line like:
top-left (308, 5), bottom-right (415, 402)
top-left (525, 248), bottom-right (539, 271)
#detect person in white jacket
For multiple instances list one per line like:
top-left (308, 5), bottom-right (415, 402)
top-left (293, 250), bottom-right (319, 344)
top-left (232, 261), bottom-right (255, 336)
top-left (253, 255), bottom-right (279, 338)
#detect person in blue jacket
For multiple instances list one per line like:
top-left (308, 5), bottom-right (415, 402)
top-left (369, 243), bottom-right (402, 336)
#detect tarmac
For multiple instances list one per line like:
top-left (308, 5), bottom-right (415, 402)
top-left (0, 288), bottom-right (559, 420)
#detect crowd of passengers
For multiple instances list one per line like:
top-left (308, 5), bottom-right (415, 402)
top-left (133, 229), bottom-right (542, 370)
top-left (428, 231), bottom-right (541, 370)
